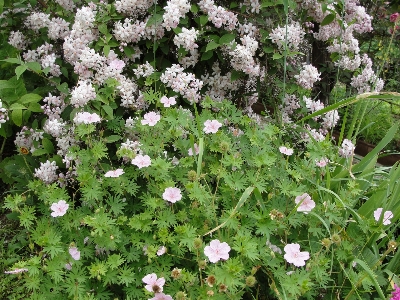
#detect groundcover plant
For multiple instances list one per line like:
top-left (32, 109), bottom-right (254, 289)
top-left (0, 0), bottom-right (399, 299)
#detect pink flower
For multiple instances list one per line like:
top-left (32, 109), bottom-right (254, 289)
top-left (390, 284), bottom-right (400, 300)
top-left (50, 200), bottom-right (69, 217)
top-left (374, 208), bottom-right (393, 225)
top-left (203, 119), bottom-right (222, 134)
top-left (284, 243), bottom-right (310, 267)
top-left (162, 187), bottom-right (182, 203)
top-left (149, 293), bottom-right (173, 300)
top-left (315, 158), bottom-right (329, 167)
top-left (73, 112), bottom-right (101, 124)
top-left (4, 268), bottom-right (28, 274)
top-left (69, 247), bottom-right (81, 260)
top-left (160, 96), bottom-right (176, 107)
top-left (109, 59), bottom-right (125, 70)
top-left (390, 12), bottom-right (400, 23)
top-left (279, 146), bottom-right (294, 156)
top-left (141, 111), bottom-right (161, 126)
top-left (142, 273), bottom-right (165, 293)
top-left (157, 246), bottom-right (166, 256)
top-left (104, 169), bottom-right (124, 177)
top-left (294, 193), bottom-right (315, 213)
top-left (65, 263), bottom-right (72, 270)
top-left (204, 239), bottom-right (231, 263)
top-left (188, 143), bottom-right (199, 156)
top-left (131, 154), bottom-right (151, 168)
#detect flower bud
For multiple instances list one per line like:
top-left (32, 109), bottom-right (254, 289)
top-left (206, 275), bottom-right (216, 287)
top-left (207, 290), bottom-right (214, 296)
top-left (388, 240), bottom-right (397, 251)
top-left (246, 276), bottom-right (256, 287)
top-left (194, 237), bottom-right (202, 249)
top-left (175, 291), bottom-right (187, 300)
top-left (198, 260), bottom-right (207, 270)
top-left (321, 238), bottom-right (331, 248)
top-left (219, 284), bottom-right (228, 293)
top-left (171, 268), bottom-right (182, 279)
top-left (219, 141), bottom-right (230, 152)
top-left (331, 234), bottom-right (341, 245)
top-left (188, 170), bottom-right (197, 181)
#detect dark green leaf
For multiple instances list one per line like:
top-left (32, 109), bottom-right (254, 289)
top-left (56, 82), bottom-right (69, 93)
top-left (27, 102), bottom-right (43, 112)
top-left (201, 51), bottom-right (213, 61)
top-left (11, 109), bottom-right (23, 126)
top-left (205, 41), bottom-right (219, 52)
top-left (42, 138), bottom-right (54, 154)
top-left (9, 103), bottom-right (27, 110)
top-left (146, 14), bottom-right (163, 27)
top-left (15, 65), bottom-right (28, 80)
top-left (20, 93), bottom-right (42, 104)
top-left (321, 13), bottom-right (335, 26)
top-left (219, 33), bottom-right (236, 44)
top-left (199, 15), bottom-right (208, 26)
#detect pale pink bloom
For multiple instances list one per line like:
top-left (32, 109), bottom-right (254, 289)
top-left (162, 187), bottom-right (182, 203)
top-left (157, 246), bottom-right (166, 256)
top-left (69, 247), bottom-right (81, 260)
top-left (142, 273), bottom-right (165, 293)
top-left (132, 154), bottom-right (151, 168)
top-left (4, 268), bottom-right (28, 274)
top-left (149, 293), bottom-right (173, 300)
top-left (104, 169), bottom-right (124, 177)
top-left (65, 263), bottom-right (72, 270)
top-left (284, 243), bottom-right (310, 267)
top-left (390, 12), bottom-right (400, 23)
top-left (315, 158), bottom-right (329, 167)
top-left (50, 200), bottom-right (69, 217)
top-left (374, 208), bottom-right (393, 225)
top-left (160, 96), bottom-right (176, 107)
top-left (294, 193), bottom-right (315, 213)
top-left (73, 112), bottom-right (101, 124)
top-left (203, 119), bottom-right (222, 134)
top-left (204, 239), bottom-right (231, 263)
top-left (141, 111), bottom-right (161, 126)
top-left (109, 59), bottom-right (125, 70)
top-left (279, 146), bottom-right (294, 156)
top-left (188, 143), bottom-right (199, 156)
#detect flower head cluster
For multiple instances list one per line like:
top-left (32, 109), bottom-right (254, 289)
top-left (339, 139), bottom-right (355, 158)
top-left (284, 243), bottom-right (310, 267)
top-left (162, 187), bottom-right (182, 203)
top-left (174, 28), bottom-right (200, 51)
top-left (204, 239), bottom-right (231, 263)
top-left (204, 120), bottom-right (222, 134)
top-left (50, 200), bottom-right (69, 217)
top-left (70, 80), bottom-right (96, 107)
top-left (294, 193), bottom-right (315, 213)
top-left (133, 62), bottom-right (154, 78)
top-left (269, 23), bottom-right (305, 52)
top-left (35, 160), bottom-right (59, 184)
top-left (8, 31), bottom-right (28, 50)
top-left (0, 99), bottom-right (9, 128)
top-left (142, 273), bottom-right (165, 293)
top-left (350, 54), bottom-right (384, 94)
top-left (294, 64), bottom-right (321, 89)
top-left (390, 284), bottom-right (400, 300)
top-left (162, 0), bottom-right (191, 30)
top-left (373, 208), bottom-right (394, 225)
top-left (199, 0), bottom-right (238, 30)
top-left (229, 35), bottom-right (260, 76)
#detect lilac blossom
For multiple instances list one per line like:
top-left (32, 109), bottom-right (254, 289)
top-left (35, 160), bottom-right (59, 184)
top-left (390, 284), bottom-right (400, 300)
top-left (295, 64), bottom-right (321, 89)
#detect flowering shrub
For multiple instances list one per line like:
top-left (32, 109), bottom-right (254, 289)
top-left (0, 0), bottom-right (399, 299)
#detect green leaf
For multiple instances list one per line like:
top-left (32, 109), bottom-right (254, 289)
top-left (190, 4), bottom-right (199, 13)
top-left (199, 15), bottom-right (208, 26)
top-left (201, 51), bottom-right (213, 61)
top-left (321, 13), bottom-right (336, 26)
top-left (351, 259), bottom-right (386, 300)
top-left (20, 93), bottom-right (42, 104)
top-left (15, 65), bottom-right (28, 80)
top-left (9, 103), bottom-right (27, 110)
top-left (104, 135), bottom-right (122, 143)
top-left (1, 58), bottom-right (21, 64)
top-left (27, 102), bottom-right (43, 112)
top-left (98, 23), bottom-right (108, 35)
top-left (56, 82), bottom-right (69, 94)
top-left (103, 45), bottom-right (110, 57)
top-left (11, 109), bottom-right (23, 126)
top-left (25, 61), bottom-right (42, 72)
top-left (219, 33), bottom-right (236, 44)
top-left (273, 53), bottom-right (283, 59)
top-left (205, 41), bottom-right (219, 52)
top-left (231, 70), bottom-right (245, 81)
top-left (0, 0), bottom-right (3, 14)
top-left (146, 13), bottom-right (163, 27)
top-left (32, 148), bottom-right (48, 156)
top-left (42, 138), bottom-right (55, 154)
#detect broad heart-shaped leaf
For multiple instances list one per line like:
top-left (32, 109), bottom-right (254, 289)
top-left (25, 61), bottom-right (42, 73)
top-left (146, 13), bottom-right (163, 27)
top-left (11, 109), bottom-right (23, 126)
top-left (27, 102), bottom-right (43, 112)
top-left (42, 138), bottom-right (55, 154)
top-left (201, 50), bottom-right (213, 61)
top-left (205, 41), bottom-right (219, 52)
top-left (321, 13), bottom-right (335, 26)
top-left (9, 103), bottom-right (27, 110)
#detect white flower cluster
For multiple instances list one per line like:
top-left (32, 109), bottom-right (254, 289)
top-left (229, 35), bottom-right (260, 76)
top-left (201, 63), bottom-right (239, 102)
top-left (174, 28), bottom-right (199, 52)
top-left (25, 12), bottom-right (50, 32)
top-left (41, 93), bottom-right (66, 121)
top-left (303, 96), bottom-right (324, 114)
top-left (240, 0), bottom-right (261, 14)
top-left (199, 0), bottom-right (238, 30)
top-left (73, 112), bottom-right (101, 125)
top-left (322, 110), bottom-right (340, 129)
top-left (115, 0), bottom-right (153, 17)
top-left (48, 17), bottom-right (70, 40)
top-left (350, 54), bottom-right (384, 94)
top-left (269, 22), bottom-right (305, 52)
top-left (118, 139), bottom-right (143, 162)
top-left (133, 62), bottom-right (155, 78)
top-left (34, 160), bottom-right (59, 184)
top-left (55, 0), bottom-right (75, 11)
top-left (162, 0), bottom-right (191, 31)
top-left (70, 80), bottom-right (96, 107)
top-left (43, 119), bottom-right (66, 138)
top-left (160, 64), bottom-right (203, 103)
top-left (22, 42), bottom-right (61, 77)
top-left (117, 77), bottom-right (140, 108)
top-left (0, 99), bottom-right (9, 128)
top-left (8, 31), bottom-right (28, 50)
top-left (294, 64), bottom-right (321, 89)
top-left (339, 139), bottom-right (355, 158)
top-left (114, 19), bottom-right (147, 44)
